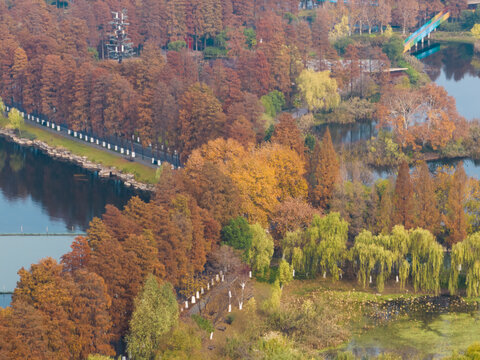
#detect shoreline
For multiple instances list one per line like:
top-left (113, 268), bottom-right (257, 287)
top-left (0, 128), bottom-right (156, 193)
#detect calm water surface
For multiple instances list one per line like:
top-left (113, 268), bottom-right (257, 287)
top-left (0, 138), bottom-right (146, 300)
top-left (422, 42), bottom-right (480, 120)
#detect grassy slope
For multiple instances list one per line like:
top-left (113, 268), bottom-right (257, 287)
top-left (0, 116), bottom-right (157, 184)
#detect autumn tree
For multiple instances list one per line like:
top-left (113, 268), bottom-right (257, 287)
top-left (394, 0), bottom-right (419, 35)
top-left (271, 113), bottom-right (305, 159)
top-left (393, 161), bottom-right (414, 229)
top-left (178, 82), bottom-right (226, 160)
top-left (445, 163), bottom-right (468, 246)
top-left (309, 128), bottom-right (340, 209)
top-left (412, 161), bottom-right (441, 235)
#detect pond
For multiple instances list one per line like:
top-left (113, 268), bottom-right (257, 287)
top-left (344, 296), bottom-right (480, 359)
top-left (0, 138), bottom-right (146, 304)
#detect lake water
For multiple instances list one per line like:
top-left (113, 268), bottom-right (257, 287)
top-left (421, 42), bottom-right (480, 121)
top-left (0, 138), bottom-right (146, 303)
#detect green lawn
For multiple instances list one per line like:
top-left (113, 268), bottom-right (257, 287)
top-left (0, 116), bottom-right (157, 184)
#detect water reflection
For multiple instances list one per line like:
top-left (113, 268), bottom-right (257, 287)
top-left (421, 42), bottom-right (480, 120)
top-left (315, 121), bottom-right (377, 146)
top-left (0, 138), bottom-right (147, 233)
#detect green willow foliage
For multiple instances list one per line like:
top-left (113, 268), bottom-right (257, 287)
top-left (283, 213), bottom-right (348, 280)
top-left (351, 226), bottom-right (443, 294)
top-left (409, 229), bottom-right (444, 294)
top-left (450, 233), bottom-right (480, 297)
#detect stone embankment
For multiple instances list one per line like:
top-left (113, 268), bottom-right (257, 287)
top-left (0, 128), bottom-right (155, 193)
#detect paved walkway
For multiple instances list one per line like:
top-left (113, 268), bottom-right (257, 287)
top-left (5, 106), bottom-right (181, 168)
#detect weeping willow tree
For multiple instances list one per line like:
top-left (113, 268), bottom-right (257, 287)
top-left (450, 233), bottom-right (480, 297)
top-left (282, 213), bottom-right (348, 280)
top-left (350, 228), bottom-right (411, 292)
top-left (351, 226), bottom-right (444, 293)
top-left (304, 213), bottom-right (348, 280)
top-left (409, 228), bottom-right (444, 295)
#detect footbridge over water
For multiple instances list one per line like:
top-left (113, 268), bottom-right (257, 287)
top-left (404, 10), bottom-right (450, 53)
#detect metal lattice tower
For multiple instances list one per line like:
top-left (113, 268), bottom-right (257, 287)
top-left (107, 9), bottom-right (134, 63)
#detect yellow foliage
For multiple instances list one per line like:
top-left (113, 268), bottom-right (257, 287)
top-left (297, 69), bottom-right (340, 113)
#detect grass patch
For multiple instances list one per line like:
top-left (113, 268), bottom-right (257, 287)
top-left (431, 31), bottom-right (475, 44)
top-left (191, 314), bottom-right (214, 333)
top-left (1, 117), bottom-right (157, 184)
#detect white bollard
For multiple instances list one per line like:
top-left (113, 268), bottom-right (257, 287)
top-left (293, 269), bottom-right (295, 278)
top-left (185, 300), bottom-right (188, 309)
top-left (115, 145), bottom-right (118, 151)
top-left (323, 272), bottom-right (326, 279)
top-left (79, 133), bottom-right (83, 139)
top-left (121, 148), bottom-right (124, 154)
top-left (249, 271), bottom-right (252, 278)
top-left (157, 159), bottom-right (161, 166)
top-left (102, 141), bottom-right (106, 147)
top-left (85, 135), bottom-right (88, 141)
top-left (152, 158), bottom-right (155, 164)
top-left (107, 144), bottom-right (111, 150)
top-left (68, 130), bottom-right (71, 135)
top-left (210, 332), bottom-right (213, 340)
top-left (46, 121), bottom-right (50, 127)
top-left (196, 291), bottom-right (200, 299)
top-left (52, 123), bottom-right (55, 129)
top-left (74, 131), bottom-right (77, 137)
top-left (126, 149), bottom-right (130, 156)
top-left (90, 137), bottom-right (94, 143)
top-left (216, 274), bottom-right (220, 282)
top-left (131, 151), bottom-right (135, 158)
top-left (27, 114), bottom-right (30, 120)
top-left (36, 117), bottom-right (39, 123)
top-left (369, 275), bottom-right (373, 284)
top-left (228, 304), bottom-right (231, 313)
top-left (221, 274), bottom-right (224, 282)
top-left (96, 139), bottom-right (99, 145)
top-left (396, 275), bottom-right (399, 283)
top-left (191, 296), bottom-right (196, 304)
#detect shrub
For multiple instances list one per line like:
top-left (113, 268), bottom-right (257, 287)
top-left (168, 40), bottom-right (186, 52)
top-left (203, 46), bottom-right (227, 59)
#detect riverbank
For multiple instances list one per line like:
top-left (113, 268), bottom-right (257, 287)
top-left (431, 30), bottom-right (476, 44)
top-left (0, 125), bottom-right (156, 192)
